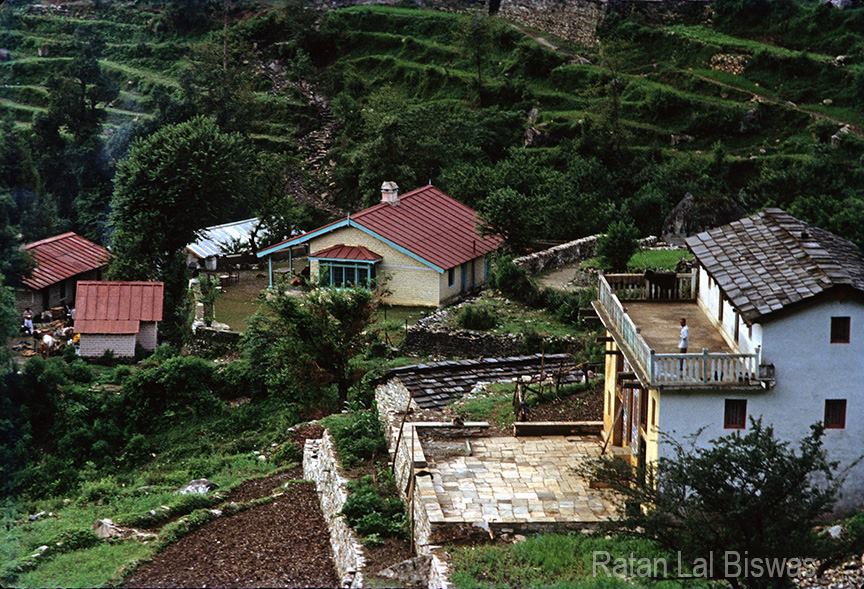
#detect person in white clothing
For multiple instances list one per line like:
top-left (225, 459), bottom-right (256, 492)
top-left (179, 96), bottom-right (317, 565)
top-left (678, 317), bottom-right (689, 353)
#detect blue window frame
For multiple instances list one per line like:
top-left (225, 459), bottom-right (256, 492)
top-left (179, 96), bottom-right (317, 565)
top-left (319, 261), bottom-right (376, 287)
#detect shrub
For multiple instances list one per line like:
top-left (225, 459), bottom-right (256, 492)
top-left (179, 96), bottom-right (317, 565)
top-left (341, 474), bottom-right (406, 538)
top-left (110, 365), bottom-right (132, 384)
top-left (597, 220), bottom-right (640, 272)
top-left (122, 356), bottom-right (220, 425)
top-left (78, 476), bottom-right (122, 505)
top-left (271, 441), bottom-right (301, 465)
top-left (457, 303), bottom-right (499, 331)
top-left (323, 409), bottom-right (387, 468)
top-left (65, 360), bottom-right (94, 384)
top-left (489, 256), bottom-right (542, 305)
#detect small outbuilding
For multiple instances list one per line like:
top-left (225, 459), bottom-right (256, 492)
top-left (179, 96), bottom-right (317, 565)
top-left (15, 232), bottom-right (110, 315)
top-left (186, 217), bottom-right (261, 271)
top-left (74, 281), bottom-right (164, 358)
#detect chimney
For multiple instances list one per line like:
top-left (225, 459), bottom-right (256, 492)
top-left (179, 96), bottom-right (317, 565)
top-left (381, 181), bottom-right (399, 205)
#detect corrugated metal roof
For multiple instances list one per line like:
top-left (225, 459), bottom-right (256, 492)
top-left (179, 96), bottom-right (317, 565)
top-left (74, 281), bottom-right (164, 334)
top-left (310, 244), bottom-right (383, 262)
top-left (186, 218), bottom-right (260, 259)
top-left (259, 186), bottom-right (502, 270)
top-left (22, 232), bottom-right (110, 290)
top-left (685, 208), bottom-right (864, 322)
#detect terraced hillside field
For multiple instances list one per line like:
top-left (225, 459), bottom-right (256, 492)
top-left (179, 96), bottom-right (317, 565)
top-left (0, 4), bottom-right (309, 151)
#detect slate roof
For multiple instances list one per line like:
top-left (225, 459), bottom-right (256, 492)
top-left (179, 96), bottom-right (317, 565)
top-left (685, 208), bottom-right (864, 322)
top-left (22, 232), bottom-right (110, 290)
top-left (385, 354), bottom-right (585, 409)
top-left (186, 217), bottom-right (260, 259)
top-left (310, 244), bottom-right (383, 262)
top-left (257, 185), bottom-right (503, 271)
top-left (74, 281), bottom-right (164, 334)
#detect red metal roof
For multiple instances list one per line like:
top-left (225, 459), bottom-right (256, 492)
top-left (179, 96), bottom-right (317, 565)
top-left (310, 244), bottom-right (383, 262)
top-left (22, 232), bottom-right (110, 290)
top-left (74, 281), bottom-right (164, 334)
top-left (261, 185), bottom-right (503, 270)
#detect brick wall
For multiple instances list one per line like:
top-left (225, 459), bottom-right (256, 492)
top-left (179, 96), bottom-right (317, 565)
top-left (79, 333), bottom-right (136, 358)
top-left (136, 322), bottom-right (158, 351)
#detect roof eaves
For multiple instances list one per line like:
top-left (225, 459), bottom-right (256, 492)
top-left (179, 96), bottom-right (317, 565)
top-left (256, 218), bottom-right (350, 257)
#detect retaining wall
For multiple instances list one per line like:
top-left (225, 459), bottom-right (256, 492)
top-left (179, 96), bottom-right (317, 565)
top-left (303, 433), bottom-right (366, 588)
top-left (513, 234), bottom-right (659, 276)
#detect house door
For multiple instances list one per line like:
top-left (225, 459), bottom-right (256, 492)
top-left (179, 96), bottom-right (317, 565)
top-left (460, 262), bottom-right (469, 292)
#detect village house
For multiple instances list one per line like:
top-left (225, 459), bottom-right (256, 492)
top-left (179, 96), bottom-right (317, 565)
top-left (256, 183), bottom-right (503, 307)
top-left (14, 232), bottom-right (110, 316)
top-left (186, 217), bottom-right (261, 271)
top-left (594, 208), bottom-right (864, 510)
top-left (73, 281), bottom-right (164, 358)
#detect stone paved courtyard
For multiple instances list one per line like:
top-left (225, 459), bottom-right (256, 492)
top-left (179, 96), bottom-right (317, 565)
top-left (428, 436), bottom-right (616, 524)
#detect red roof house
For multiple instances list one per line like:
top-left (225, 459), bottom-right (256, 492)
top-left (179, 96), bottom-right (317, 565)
top-left (257, 184), bottom-right (503, 306)
top-left (74, 281), bottom-right (164, 358)
top-left (15, 232), bottom-right (110, 315)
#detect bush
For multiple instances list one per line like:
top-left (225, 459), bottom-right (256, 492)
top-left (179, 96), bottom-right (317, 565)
top-left (78, 477), bottom-right (122, 505)
top-left (323, 409), bottom-right (387, 468)
top-left (271, 441), bottom-right (301, 465)
top-left (597, 220), bottom-right (640, 272)
top-left (341, 474), bottom-right (406, 538)
top-left (489, 256), bottom-right (543, 306)
top-left (122, 356), bottom-right (220, 425)
top-left (65, 360), bottom-right (94, 384)
top-left (110, 365), bottom-right (132, 384)
top-left (457, 303), bottom-right (499, 331)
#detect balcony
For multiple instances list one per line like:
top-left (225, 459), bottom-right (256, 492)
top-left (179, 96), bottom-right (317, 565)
top-left (594, 274), bottom-right (762, 389)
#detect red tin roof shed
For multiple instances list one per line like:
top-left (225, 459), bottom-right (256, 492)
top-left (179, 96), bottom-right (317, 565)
top-left (74, 281), bottom-right (164, 334)
top-left (22, 232), bottom-right (110, 291)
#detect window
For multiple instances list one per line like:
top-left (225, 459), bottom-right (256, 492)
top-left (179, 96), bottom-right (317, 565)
top-left (718, 291), bottom-right (724, 322)
top-left (319, 262), bottom-right (375, 287)
top-left (59, 280), bottom-right (66, 300)
top-left (724, 399), bottom-right (747, 429)
top-left (830, 316), bottom-right (851, 343)
top-left (448, 267), bottom-right (455, 288)
top-left (824, 399), bottom-right (847, 429)
top-left (651, 398), bottom-right (656, 427)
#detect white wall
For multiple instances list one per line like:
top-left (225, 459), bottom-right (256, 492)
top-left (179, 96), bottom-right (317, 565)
top-left (79, 333), bottom-right (137, 358)
top-left (696, 266), bottom-right (762, 354)
top-left (658, 296), bottom-right (864, 512)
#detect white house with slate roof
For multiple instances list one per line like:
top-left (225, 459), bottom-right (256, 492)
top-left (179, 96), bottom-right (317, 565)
top-left (594, 208), bottom-right (864, 511)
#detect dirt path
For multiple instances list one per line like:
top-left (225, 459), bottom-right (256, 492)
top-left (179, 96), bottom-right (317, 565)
top-left (692, 73), bottom-right (863, 136)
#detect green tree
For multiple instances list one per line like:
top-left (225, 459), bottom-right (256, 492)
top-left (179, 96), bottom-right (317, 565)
top-left (0, 194), bottom-right (33, 285)
top-left (592, 420), bottom-right (844, 589)
top-left (477, 187), bottom-right (541, 253)
top-left (457, 13), bottom-right (496, 102)
top-left (596, 220), bottom-right (639, 272)
top-left (0, 275), bottom-right (18, 370)
top-left (244, 286), bottom-right (377, 406)
top-left (109, 116), bottom-right (255, 342)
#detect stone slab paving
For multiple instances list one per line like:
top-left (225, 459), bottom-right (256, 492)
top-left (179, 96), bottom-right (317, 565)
top-left (429, 436), bottom-right (616, 524)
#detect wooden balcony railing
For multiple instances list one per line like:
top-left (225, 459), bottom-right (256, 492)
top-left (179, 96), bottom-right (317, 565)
top-left (598, 274), bottom-right (761, 387)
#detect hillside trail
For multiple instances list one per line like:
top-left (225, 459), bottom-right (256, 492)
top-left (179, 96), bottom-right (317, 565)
top-left (509, 21), bottom-right (862, 137)
top-left (257, 59), bottom-right (346, 217)
top-left (691, 72), bottom-right (863, 137)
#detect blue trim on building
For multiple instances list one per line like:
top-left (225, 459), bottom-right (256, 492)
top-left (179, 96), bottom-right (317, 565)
top-left (255, 219), bottom-right (351, 258)
top-left (256, 218), bottom-right (445, 273)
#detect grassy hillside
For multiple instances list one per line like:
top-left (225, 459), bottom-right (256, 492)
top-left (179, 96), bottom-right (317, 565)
top-left (0, 3), bottom-right (307, 150)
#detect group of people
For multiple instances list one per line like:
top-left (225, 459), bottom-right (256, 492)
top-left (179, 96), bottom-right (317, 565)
top-left (21, 304), bottom-right (77, 358)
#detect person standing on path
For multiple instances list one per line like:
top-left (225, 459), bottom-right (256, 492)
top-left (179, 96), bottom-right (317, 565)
top-left (22, 307), bottom-right (33, 335)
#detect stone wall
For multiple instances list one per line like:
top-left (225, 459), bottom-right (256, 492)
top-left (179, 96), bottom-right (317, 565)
top-left (402, 298), bottom-right (584, 358)
top-left (303, 433), bottom-right (366, 588)
top-left (513, 234), bottom-right (659, 276)
top-left (187, 326), bottom-right (242, 358)
top-left (497, 0), bottom-right (607, 46)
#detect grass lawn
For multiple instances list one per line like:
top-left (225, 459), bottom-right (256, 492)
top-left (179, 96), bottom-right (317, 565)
top-left (449, 533), bottom-right (712, 589)
top-left (448, 293), bottom-right (579, 338)
top-left (453, 382), bottom-right (595, 429)
top-left (373, 305), bottom-right (430, 347)
top-left (212, 271), bottom-right (269, 332)
top-left (582, 249), bottom-right (693, 273)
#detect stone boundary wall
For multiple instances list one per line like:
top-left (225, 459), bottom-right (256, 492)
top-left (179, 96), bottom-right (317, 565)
top-left (376, 381), bottom-right (453, 588)
top-left (513, 234), bottom-right (659, 276)
top-left (187, 326), bottom-right (242, 358)
top-left (402, 298), bottom-right (583, 358)
top-left (303, 434), bottom-right (366, 588)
